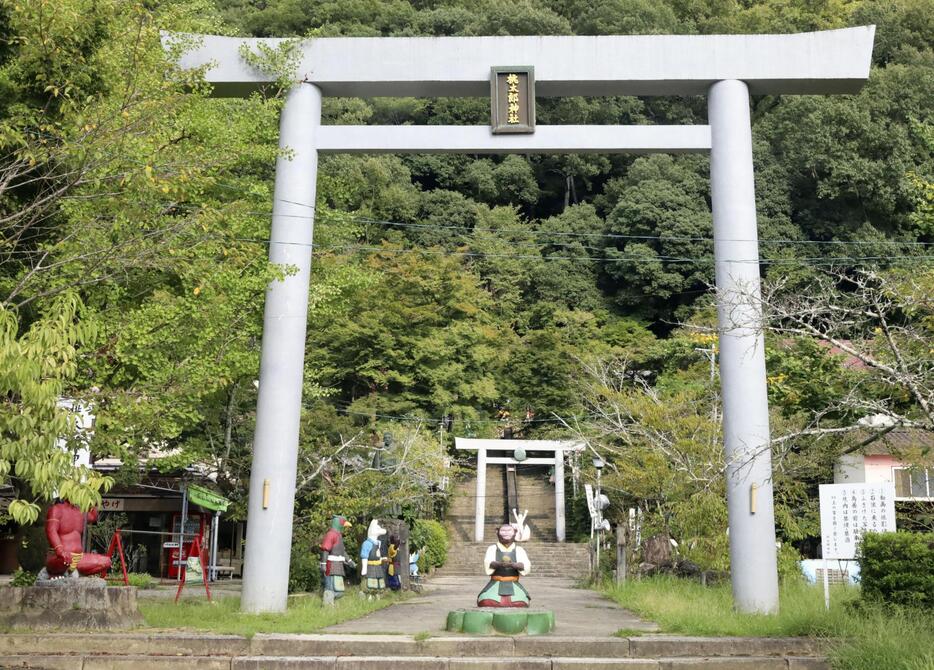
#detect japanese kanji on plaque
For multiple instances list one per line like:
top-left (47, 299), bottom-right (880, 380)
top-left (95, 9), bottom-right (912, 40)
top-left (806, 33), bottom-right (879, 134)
top-left (818, 482), bottom-right (896, 560)
top-left (491, 67), bottom-right (535, 134)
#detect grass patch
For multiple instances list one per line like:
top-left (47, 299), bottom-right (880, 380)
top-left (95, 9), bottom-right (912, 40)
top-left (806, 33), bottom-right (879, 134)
top-left (108, 573), bottom-right (155, 589)
top-left (605, 576), bottom-right (856, 637)
top-left (603, 576), bottom-right (934, 670)
top-left (140, 588), bottom-right (408, 637)
top-left (828, 604), bottom-right (934, 670)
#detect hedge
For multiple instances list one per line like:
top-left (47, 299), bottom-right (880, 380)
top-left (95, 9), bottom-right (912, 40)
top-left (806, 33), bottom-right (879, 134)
top-left (411, 519), bottom-right (448, 572)
top-left (858, 531), bottom-right (934, 607)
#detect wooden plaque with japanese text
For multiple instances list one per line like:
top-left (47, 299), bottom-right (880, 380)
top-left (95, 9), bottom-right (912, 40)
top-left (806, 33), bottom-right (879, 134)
top-left (491, 67), bottom-right (535, 134)
top-left (819, 482), bottom-right (896, 560)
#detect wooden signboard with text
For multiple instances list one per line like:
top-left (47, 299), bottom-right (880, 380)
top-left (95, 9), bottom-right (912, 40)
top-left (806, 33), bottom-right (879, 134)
top-left (491, 67), bottom-right (535, 134)
top-left (819, 482), bottom-right (896, 560)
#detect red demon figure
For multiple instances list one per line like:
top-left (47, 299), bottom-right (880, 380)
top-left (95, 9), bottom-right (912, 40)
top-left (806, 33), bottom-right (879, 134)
top-left (45, 502), bottom-right (112, 577)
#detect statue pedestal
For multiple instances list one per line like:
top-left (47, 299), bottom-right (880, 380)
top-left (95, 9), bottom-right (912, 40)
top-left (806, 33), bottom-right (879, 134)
top-left (446, 608), bottom-right (555, 636)
top-left (1, 578), bottom-right (142, 630)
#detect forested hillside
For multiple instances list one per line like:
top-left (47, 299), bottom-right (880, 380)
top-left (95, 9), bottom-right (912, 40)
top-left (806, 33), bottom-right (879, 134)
top-left (1, 0), bottom-right (931, 569)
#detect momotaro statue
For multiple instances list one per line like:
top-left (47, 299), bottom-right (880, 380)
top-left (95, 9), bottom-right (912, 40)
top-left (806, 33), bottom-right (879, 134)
top-left (45, 502), bottom-right (112, 578)
top-left (319, 516), bottom-right (355, 604)
top-left (360, 519), bottom-right (388, 593)
top-left (477, 524), bottom-right (531, 608)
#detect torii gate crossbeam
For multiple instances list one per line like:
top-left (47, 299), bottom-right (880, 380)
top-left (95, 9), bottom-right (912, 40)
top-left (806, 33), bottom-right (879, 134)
top-left (166, 27), bottom-right (875, 615)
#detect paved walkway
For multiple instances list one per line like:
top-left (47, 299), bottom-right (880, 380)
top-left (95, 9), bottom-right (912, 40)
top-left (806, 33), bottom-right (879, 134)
top-left (323, 575), bottom-right (657, 637)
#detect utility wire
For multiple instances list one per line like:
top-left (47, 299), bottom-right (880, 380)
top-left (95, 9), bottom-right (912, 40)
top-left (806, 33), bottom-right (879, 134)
top-left (272, 198), bottom-right (934, 247)
top-left (7, 229), bottom-right (931, 267)
top-left (322, 399), bottom-right (596, 425)
top-left (223, 236), bottom-right (934, 267)
top-left (10, 127), bottom-right (931, 251)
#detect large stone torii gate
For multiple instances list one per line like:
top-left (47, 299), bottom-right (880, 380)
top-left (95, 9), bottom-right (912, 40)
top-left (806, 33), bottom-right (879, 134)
top-left (168, 27), bottom-right (875, 614)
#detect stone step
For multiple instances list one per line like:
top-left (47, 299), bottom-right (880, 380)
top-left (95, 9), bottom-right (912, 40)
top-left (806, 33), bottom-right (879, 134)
top-left (444, 543), bottom-right (590, 551)
top-left (441, 559), bottom-right (588, 565)
top-left (0, 654), bottom-right (830, 669)
top-left (0, 633), bottom-right (828, 660)
top-left (443, 553), bottom-right (589, 559)
top-left (446, 465), bottom-right (563, 548)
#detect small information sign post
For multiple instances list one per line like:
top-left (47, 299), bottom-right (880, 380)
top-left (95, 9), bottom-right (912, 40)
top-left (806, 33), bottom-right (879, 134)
top-left (584, 484), bottom-right (597, 532)
top-left (491, 67), bottom-right (535, 134)
top-left (818, 482), bottom-right (896, 608)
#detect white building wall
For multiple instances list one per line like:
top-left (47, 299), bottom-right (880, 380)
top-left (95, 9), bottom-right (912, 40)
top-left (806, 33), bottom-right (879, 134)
top-left (833, 454), bottom-right (865, 484)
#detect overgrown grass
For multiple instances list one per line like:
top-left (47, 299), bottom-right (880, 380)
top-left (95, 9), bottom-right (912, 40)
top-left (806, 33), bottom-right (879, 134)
top-left (828, 604), bottom-right (934, 670)
top-left (605, 576), bottom-right (855, 637)
top-left (140, 588), bottom-right (408, 637)
top-left (108, 572), bottom-right (155, 589)
top-left (603, 577), bottom-right (934, 670)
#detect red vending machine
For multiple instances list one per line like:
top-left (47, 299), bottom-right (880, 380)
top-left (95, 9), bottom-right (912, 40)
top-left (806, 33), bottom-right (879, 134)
top-left (165, 512), bottom-right (207, 578)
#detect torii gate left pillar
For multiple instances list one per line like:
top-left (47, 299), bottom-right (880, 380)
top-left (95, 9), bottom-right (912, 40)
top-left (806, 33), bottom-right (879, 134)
top-left (240, 83), bottom-right (321, 613)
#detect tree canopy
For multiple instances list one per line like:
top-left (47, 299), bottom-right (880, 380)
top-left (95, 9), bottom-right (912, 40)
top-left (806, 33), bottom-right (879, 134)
top-left (0, 0), bottom-right (931, 568)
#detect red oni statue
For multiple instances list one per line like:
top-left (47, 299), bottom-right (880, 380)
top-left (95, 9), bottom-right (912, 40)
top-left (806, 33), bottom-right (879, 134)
top-left (45, 502), bottom-right (112, 577)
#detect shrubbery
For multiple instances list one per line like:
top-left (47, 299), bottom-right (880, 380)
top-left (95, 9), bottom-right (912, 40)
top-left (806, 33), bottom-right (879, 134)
top-left (289, 539), bottom-right (324, 594)
top-left (15, 526), bottom-right (47, 572)
top-left (411, 519), bottom-right (448, 572)
top-left (10, 568), bottom-right (36, 587)
top-left (858, 531), bottom-right (934, 607)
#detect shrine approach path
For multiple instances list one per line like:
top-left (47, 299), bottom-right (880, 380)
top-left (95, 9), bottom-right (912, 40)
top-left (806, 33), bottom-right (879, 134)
top-left (323, 575), bottom-right (657, 636)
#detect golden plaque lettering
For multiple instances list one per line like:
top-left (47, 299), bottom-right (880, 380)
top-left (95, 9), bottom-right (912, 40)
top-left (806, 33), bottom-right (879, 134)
top-left (491, 67), bottom-right (535, 134)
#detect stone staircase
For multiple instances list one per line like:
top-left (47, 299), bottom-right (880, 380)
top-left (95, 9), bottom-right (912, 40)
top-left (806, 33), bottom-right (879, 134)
top-left (439, 463), bottom-right (590, 579)
top-left (0, 632), bottom-right (832, 668)
top-left (439, 541), bottom-right (590, 578)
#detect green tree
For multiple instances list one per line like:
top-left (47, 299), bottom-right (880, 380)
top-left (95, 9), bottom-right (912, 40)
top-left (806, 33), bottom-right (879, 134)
top-left (574, 0), bottom-right (682, 35)
top-left (0, 293), bottom-right (112, 524)
top-left (305, 244), bottom-right (512, 420)
top-left (602, 155), bottom-right (713, 321)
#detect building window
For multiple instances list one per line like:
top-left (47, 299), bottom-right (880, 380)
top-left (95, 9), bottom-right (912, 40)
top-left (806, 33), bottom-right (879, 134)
top-left (893, 466), bottom-right (933, 500)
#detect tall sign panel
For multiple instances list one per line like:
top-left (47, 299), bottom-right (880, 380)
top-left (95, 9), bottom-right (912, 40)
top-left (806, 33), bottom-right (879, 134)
top-left (491, 67), bottom-right (535, 134)
top-left (819, 482), bottom-right (896, 560)
top-left (818, 481), bottom-right (895, 609)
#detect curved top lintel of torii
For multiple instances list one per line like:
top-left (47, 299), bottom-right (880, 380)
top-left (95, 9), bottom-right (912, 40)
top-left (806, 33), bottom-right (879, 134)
top-left (162, 26), bottom-right (875, 99)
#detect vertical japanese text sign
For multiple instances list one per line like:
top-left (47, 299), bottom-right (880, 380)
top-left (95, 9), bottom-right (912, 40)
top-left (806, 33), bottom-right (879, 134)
top-left (818, 482), bottom-right (896, 560)
top-left (491, 67), bottom-right (535, 134)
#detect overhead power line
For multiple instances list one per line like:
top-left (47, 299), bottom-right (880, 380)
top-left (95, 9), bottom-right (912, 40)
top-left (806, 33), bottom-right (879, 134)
top-left (321, 399), bottom-right (594, 426)
top-left (272, 198), bottom-right (934, 248)
top-left (220, 236), bottom-right (934, 268)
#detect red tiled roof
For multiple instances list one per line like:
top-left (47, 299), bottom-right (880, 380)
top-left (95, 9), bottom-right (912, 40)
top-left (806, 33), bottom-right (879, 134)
top-left (815, 340), bottom-right (869, 370)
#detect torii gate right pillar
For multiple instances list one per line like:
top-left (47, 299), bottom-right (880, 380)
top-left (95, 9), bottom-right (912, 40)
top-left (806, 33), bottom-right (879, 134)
top-left (709, 79), bottom-right (779, 613)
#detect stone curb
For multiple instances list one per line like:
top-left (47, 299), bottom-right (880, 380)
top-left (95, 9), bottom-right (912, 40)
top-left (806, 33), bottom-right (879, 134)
top-left (0, 633), bottom-right (827, 660)
top-left (0, 633), bottom-right (250, 657)
top-left (0, 656), bottom-right (832, 670)
top-left (629, 636), bottom-right (826, 658)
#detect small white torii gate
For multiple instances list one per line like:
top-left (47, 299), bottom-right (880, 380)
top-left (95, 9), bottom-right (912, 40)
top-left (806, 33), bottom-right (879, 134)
top-left (455, 438), bottom-right (585, 543)
top-left (166, 27), bottom-right (875, 615)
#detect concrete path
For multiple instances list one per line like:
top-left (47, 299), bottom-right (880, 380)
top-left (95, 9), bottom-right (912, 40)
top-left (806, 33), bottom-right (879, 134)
top-left (323, 576), bottom-right (657, 637)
